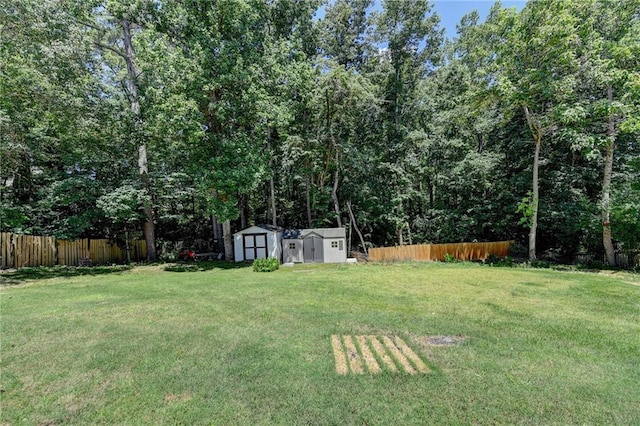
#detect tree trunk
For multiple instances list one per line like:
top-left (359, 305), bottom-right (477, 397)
top-left (347, 200), bottom-right (367, 255)
top-left (122, 17), bottom-right (156, 261)
top-left (267, 125), bottom-right (277, 228)
top-left (306, 174), bottom-right (312, 228)
top-left (331, 154), bottom-right (342, 228)
top-left (139, 144), bottom-right (157, 261)
top-left (269, 176), bottom-right (277, 227)
top-left (240, 195), bottom-right (247, 229)
top-left (602, 85), bottom-right (616, 266)
top-left (529, 139), bottom-right (540, 262)
top-left (125, 230), bottom-right (131, 264)
top-left (524, 105), bottom-right (541, 262)
top-left (223, 220), bottom-right (233, 261)
top-left (212, 215), bottom-right (224, 252)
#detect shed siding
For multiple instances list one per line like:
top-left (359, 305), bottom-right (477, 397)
top-left (283, 239), bottom-right (304, 263)
top-left (323, 238), bottom-right (347, 263)
top-left (233, 226), bottom-right (282, 262)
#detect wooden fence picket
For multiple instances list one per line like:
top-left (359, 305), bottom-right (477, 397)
top-left (1, 233), bottom-right (11, 268)
top-left (368, 241), bottom-right (514, 263)
top-left (0, 233), bottom-right (146, 268)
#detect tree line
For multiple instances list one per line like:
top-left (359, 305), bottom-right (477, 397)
top-left (1, 0), bottom-right (639, 264)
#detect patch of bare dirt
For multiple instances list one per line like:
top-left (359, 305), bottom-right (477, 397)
top-left (422, 335), bottom-right (467, 347)
top-left (164, 392), bottom-right (192, 403)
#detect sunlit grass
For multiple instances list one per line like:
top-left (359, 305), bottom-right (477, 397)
top-left (2, 262), bottom-right (639, 424)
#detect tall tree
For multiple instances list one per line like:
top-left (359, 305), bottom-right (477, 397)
top-left (572, 0), bottom-right (640, 265)
top-left (373, 0), bottom-right (443, 244)
top-left (0, 0), bottom-right (109, 237)
top-left (72, 1), bottom-right (161, 259)
top-left (497, 0), bottom-right (580, 261)
top-left (319, 0), bottom-right (373, 70)
top-left (67, 0), bottom-right (203, 258)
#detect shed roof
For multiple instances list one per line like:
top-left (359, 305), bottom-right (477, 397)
top-left (302, 228), bottom-right (346, 239)
top-left (233, 225), bottom-right (282, 236)
top-left (283, 229), bottom-right (303, 239)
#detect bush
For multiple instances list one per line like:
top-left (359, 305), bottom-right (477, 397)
top-left (485, 254), bottom-right (513, 267)
top-left (443, 253), bottom-right (458, 263)
top-left (531, 260), bottom-right (552, 269)
top-left (508, 242), bottom-right (528, 259)
top-left (164, 264), bottom-right (200, 272)
top-left (253, 257), bottom-right (280, 272)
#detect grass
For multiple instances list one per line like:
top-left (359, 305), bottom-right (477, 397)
top-left (1, 262), bottom-right (639, 424)
top-left (0, 264), bottom-right (134, 283)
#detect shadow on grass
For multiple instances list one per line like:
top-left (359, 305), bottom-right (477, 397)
top-left (164, 260), bottom-right (251, 272)
top-left (0, 265), bottom-right (134, 285)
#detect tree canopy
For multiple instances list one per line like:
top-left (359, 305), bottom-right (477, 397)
top-left (1, 0), bottom-right (638, 264)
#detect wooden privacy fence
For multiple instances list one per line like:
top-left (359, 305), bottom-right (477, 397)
top-left (368, 241), bottom-right (514, 263)
top-left (1, 233), bottom-right (147, 268)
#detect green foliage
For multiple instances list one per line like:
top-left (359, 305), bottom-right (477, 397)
top-left (253, 257), bottom-right (280, 272)
top-left (97, 184), bottom-right (148, 226)
top-left (442, 253), bottom-right (457, 263)
top-left (516, 192), bottom-right (536, 228)
top-left (1, 0), bottom-right (638, 265)
top-left (611, 163), bottom-right (640, 250)
top-left (580, 259), bottom-right (606, 270)
top-left (530, 260), bottom-right (553, 269)
top-left (485, 254), bottom-right (513, 267)
top-left (164, 264), bottom-right (200, 273)
top-left (0, 205), bottom-right (29, 232)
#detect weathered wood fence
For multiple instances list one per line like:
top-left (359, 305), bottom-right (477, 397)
top-left (368, 241), bottom-right (514, 263)
top-left (1, 233), bottom-right (147, 268)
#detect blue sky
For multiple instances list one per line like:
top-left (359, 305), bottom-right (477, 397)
top-left (433, 0), bottom-right (526, 39)
top-left (315, 0), bottom-right (527, 40)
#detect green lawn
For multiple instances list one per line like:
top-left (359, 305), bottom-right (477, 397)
top-left (2, 263), bottom-right (639, 424)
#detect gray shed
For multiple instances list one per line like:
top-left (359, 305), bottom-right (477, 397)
top-left (282, 228), bottom-right (346, 264)
top-left (282, 229), bottom-right (304, 263)
top-left (234, 225), bottom-right (283, 262)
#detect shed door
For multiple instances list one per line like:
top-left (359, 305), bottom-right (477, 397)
top-left (244, 233), bottom-right (267, 260)
top-left (303, 236), bottom-right (323, 263)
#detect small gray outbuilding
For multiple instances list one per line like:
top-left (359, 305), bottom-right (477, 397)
top-left (282, 228), bottom-right (347, 264)
top-left (233, 225), bottom-right (282, 262)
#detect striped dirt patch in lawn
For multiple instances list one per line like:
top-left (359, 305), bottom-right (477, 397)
top-left (343, 335), bottom-right (364, 374)
top-left (368, 335), bottom-right (398, 372)
top-left (331, 335), bottom-right (348, 375)
top-left (356, 335), bottom-right (381, 373)
top-left (393, 336), bottom-right (429, 373)
top-left (331, 335), bottom-right (430, 375)
top-left (382, 336), bottom-right (416, 374)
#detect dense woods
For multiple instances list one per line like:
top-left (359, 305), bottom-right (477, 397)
top-left (1, 0), bottom-right (639, 264)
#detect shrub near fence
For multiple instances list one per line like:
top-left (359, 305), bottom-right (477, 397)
top-left (368, 241), bottom-right (513, 263)
top-left (1, 233), bottom-right (147, 268)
